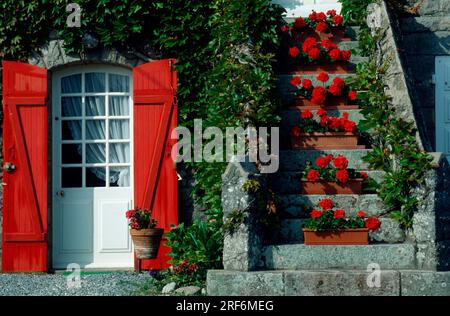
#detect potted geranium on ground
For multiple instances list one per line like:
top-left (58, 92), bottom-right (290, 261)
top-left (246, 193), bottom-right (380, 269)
top-left (126, 208), bottom-right (164, 259)
top-left (290, 109), bottom-right (363, 149)
top-left (290, 72), bottom-right (358, 108)
top-left (303, 198), bottom-right (381, 245)
top-left (301, 154), bottom-right (368, 194)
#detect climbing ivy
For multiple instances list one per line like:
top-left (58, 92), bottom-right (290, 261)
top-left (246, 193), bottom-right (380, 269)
top-left (342, 0), bottom-right (433, 228)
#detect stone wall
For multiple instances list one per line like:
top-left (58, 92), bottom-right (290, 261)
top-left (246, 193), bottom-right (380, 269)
top-left (391, 0), bottom-right (450, 151)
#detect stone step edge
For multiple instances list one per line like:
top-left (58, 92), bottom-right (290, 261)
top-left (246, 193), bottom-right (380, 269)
top-left (206, 269), bottom-right (450, 296)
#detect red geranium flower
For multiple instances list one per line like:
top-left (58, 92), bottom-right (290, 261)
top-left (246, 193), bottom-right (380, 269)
top-left (281, 25), bottom-right (289, 33)
top-left (328, 84), bottom-right (342, 96)
top-left (290, 126), bottom-right (301, 138)
top-left (365, 217), bottom-right (381, 231)
top-left (308, 47), bottom-right (321, 60)
top-left (343, 112), bottom-right (349, 119)
top-left (329, 48), bottom-right (341, 61)
top-left (319, 198), bottom-right (333, 211)
top-left (328, 117), bottom-right (341, 130)
top-left (302, 78), bottom-right (313, 90)
top-left (290, 76), bottom-right (301, 87)
top-left (301, 109), bottom-right (313, 119)
top-left (294, 17), bottom-right (306, 29)
top-left (315, 156), bottom-right (330, 169)
top-left (332, 77), bottom-right (345, 88)
top-left (316, 12), bottom-right (327, 22)
top-left (289, 46), bottom-right (300, 58)
top-left (126, 209), bottom-right (136, 219)
top-left (317, 108), bottom-right (327, 117)
top-left (321, 39), bottom-right (337, 51)
top-left (327, 9), bottom-right (337, 16)
top-left (334, 209), bottom-right (345, 219)
top-left (316, 21), bottom-right (328, 32)
top-left (332, 15), bottom-right (344, 26)
top-left (309, 11), bottom-right (317, 21)
top-left (357, 211), bottom-right (367, 218)
top-left (359, 171), bottom-right (369, 179)
top-left (302, 37), bottom-right (317, 53)
top-left (311, 86), bottom-right (327, 105)
top-left (333, 155), bottom-right (348, 169)
top-left (340, 50), bottom-right (351, 61)
top-left (336, 169), bottom-right (349, 184)
top-left (343, 120), bottom-right (356, 132)
top-left (306, 169), bottom-right (319, 182)
top-left (311, 209), bottom-right (322, 219)
top-left (320, 115), bottom-right (329, 126)
top-left (348, 90), bottom-right (357, 100)
top-left (316, 72), bottom-right (329, 83)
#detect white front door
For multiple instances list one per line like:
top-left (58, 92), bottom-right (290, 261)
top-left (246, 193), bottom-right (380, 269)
top-left (436, 56), bottom-right (450, 163)
top-left (52, 65), bottom-right (134, 269)
top-left (272, 0), bottom-right (341, 17)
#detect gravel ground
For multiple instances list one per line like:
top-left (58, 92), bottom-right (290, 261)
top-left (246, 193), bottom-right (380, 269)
top-left (0, 272), bottom-right (154, 296)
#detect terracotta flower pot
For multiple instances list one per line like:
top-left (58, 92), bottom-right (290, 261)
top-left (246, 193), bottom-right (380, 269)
top-left (303, 228), bottom-right (369, 245)
top-left (301, 179), bottom-right (363, 194)
top-left (296, 27), bottom-right (351, 42)
top-left (294, 61), bottom-right (351, 74)
top-left (291, 132), bottom-right (364, 150)
top-left (130, 228), bottom-right (164, 259)
top-left (293, 96), bottom-right (358, 109)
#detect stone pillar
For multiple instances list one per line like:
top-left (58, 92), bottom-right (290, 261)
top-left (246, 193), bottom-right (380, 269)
top-left (221, 158), bottom-right (265, 271)
top-left (413, 153), bottom-right (450, 270)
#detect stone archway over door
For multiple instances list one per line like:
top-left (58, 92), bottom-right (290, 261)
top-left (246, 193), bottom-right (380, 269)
top-left (272, 0), bottom-right (341, 17)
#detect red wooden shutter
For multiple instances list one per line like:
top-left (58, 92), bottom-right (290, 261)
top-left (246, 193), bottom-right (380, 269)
top-left (133, 59), bottom-right (178, 270)
top-left (2, 61), bottom-right (48, 272)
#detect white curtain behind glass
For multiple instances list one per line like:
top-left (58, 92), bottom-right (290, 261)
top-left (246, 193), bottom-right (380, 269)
top-left (61, 73), bottom-right (130, 187)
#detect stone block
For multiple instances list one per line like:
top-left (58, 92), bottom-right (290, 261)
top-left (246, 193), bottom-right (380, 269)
top-left (206, 270), bottom-right (284, 296)
top-left (284, 270), bottom-right (400, 296)
top-left (260, 244), bottom-right (416, 270)
top-left (370, 218), bottom-right (405, 243)
top-left (400, 17), bottom-right (450, 33)
top-left (401, 271), bottom-right (450, 296)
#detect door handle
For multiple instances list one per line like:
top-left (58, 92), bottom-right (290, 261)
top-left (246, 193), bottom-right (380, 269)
top-left (56, 190), bottom-right (65, 197)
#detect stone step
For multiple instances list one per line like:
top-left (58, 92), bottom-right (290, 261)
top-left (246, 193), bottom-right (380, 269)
top-left (259, 243), bottom-right (416, 270)
top-left (271, 217), bottom-right (405, 244)
top-left (279, 149), bottom-right (371, 171)
top-left (269, 170), bottom-right (383, 195)
top-left (338, 41), bottom-right (359, 51)
top-left (207, 269), bottom-right (450, 296)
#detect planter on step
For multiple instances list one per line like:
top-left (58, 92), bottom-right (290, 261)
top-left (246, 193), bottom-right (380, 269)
top-left (130, 228), bottom-right (164, 259)
top-left (301, 178), bottom-right (363, 194)
top-left (295, 27), bottom-right (350, 42)
top-left (303, 228), bottom-right (369, 245)
top-left (291, 132), bottom-right (362, 149)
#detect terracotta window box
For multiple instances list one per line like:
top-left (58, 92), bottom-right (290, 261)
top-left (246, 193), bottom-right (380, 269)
top-left (303, 228), bottom-right (369, 245)
top-left (293, 27), bottom-right (351, 42)
top-left (291, 132), bottom-right (364, 150)
top-left (293, 61), bottom-right (352, 74)
top-left (301, 178), bottom-right (364, 195)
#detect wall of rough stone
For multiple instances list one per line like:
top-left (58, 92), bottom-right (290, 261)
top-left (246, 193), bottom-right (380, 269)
top-left (392, 0), bottom-right (450, 151)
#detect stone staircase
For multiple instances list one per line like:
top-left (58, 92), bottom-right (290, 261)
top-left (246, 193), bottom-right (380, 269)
top-left (207, 14), bottom-right (450, 296)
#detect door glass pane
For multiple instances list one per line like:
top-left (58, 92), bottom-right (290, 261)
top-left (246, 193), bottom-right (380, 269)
top-left (86, 167), bottom-right (106, 187)
top-left (109, 120), bottom-right (130, 139)
top-left (109, 74), bottom-right (130, 92)
top-left (109, 143), bottom-right (130, 163)
top-left (62, 120), bottom-right (82, 140)
top-left (109, 96), bottom-right (129, 116)
top-left (86, 144), bottom-right (106, 163)
top-left (85, 72), bottom-right (105, 92)
top-left (62, 144), bottom-right (82, 164)
top-left (86, 120), bottom-right (105, 140)
top-left (86, 96), bottom-right (105, 116)
top-left (110, 167), bottom-right (130, 187)
top-left (62, 97), bottom-right (82, 117)
top-left (61, 74), bottom-right (81, 93)
top-left (62, 168), bottom-right (82, 187)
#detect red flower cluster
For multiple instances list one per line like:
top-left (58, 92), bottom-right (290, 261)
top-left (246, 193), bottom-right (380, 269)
top-left (301, 109), bottom-right (314, 119)
top-left (306, 169), bottom-right (319, 182)
top-left (173, 260), bottom-right (198, 274)
top-left (312, 86), bottom-right (327, 105)
top-left (318, 198), bottom-right (333, 210)
top-left (289, 46), bottom-right (300, 58)
top-left (334, 209), bottom-right (345, 219)
top-left (295, 109), bottom-right (358, 133)
top-left (315, 154), bottom-right (334, 169)
top-left (332, 154), bottom-right (348, 169)
top-left (365, 217), bottom-right (381, 230)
